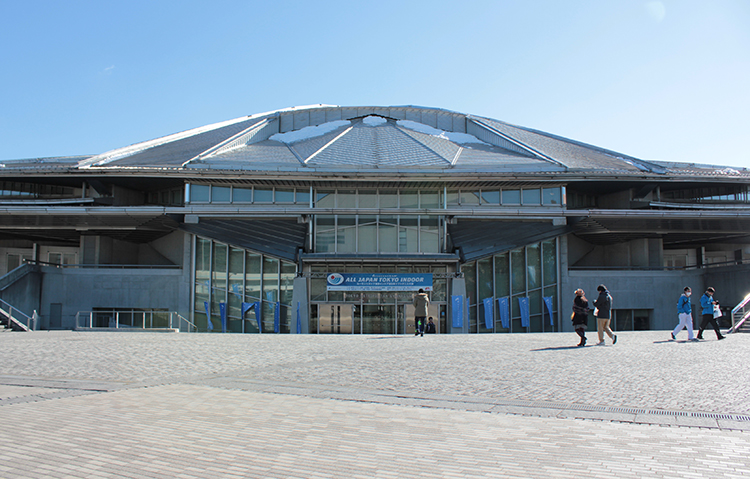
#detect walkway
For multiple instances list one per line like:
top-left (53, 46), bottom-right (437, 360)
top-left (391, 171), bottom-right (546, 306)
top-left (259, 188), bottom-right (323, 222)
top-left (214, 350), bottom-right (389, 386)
top-left (1, 331), bottom-right (749, 478)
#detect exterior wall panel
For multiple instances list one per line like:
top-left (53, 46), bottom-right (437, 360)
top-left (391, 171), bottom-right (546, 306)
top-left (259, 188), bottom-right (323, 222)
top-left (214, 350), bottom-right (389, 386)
top-left (309, 109), bottom-right (326, 127)
top-left (453, 115), bottom-right (466, 133)
top-left (341, 107), bottom-right (358, 120)
top-left (420, 110), bottom-right (437, 128)
top-left (279, 112), bottom-right (294, 133)
top-left (437, 113), bottom-right (453, 131)
top-left (293, 111), bottom-right (310, 130)
top-left (325, 108), bottom-right (343, 122)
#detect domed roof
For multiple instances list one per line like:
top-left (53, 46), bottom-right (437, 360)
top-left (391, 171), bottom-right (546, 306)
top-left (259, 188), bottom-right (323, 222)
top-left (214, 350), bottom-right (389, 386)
top-left (39, 104), bottom-right (743, 179)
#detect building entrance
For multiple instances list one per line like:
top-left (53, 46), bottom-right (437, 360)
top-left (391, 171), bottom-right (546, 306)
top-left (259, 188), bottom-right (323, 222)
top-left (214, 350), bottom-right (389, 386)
top-left (308, 265), bottom-right (451, 334)
top-left (313, 300), bottom-right (444, 334)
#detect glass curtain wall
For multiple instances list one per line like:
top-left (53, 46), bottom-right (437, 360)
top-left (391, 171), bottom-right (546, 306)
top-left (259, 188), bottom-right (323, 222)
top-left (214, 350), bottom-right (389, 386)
top-left (193, 237), bottom-right (297, 333)
top-left (464, 239), bottom-right (558, 333)
top-left (312, 187), bottom-right (562, 254)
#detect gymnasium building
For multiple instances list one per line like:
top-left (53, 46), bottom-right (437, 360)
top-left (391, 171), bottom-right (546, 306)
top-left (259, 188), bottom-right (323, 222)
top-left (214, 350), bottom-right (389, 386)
top-left (1, 105), bottom-right (749, 334)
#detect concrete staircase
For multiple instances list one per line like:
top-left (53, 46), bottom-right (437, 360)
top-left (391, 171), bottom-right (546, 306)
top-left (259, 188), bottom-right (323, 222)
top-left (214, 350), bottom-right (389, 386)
top-left (0, 298), bottom-right (32, 332)
top-left (0, 309), bottom-right (30, 331)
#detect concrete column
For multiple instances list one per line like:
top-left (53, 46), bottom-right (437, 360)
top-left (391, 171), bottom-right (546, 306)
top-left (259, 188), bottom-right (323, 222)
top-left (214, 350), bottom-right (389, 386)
top-left (291, 276), bottom-right (309, 334)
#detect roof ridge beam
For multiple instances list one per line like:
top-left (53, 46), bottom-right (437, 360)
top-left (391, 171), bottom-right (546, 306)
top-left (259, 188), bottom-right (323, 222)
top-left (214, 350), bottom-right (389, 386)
top-left (393, 124), bottom-right (455, 166)
top-left (304, 125), bottom-right (355, 164)
top-left (468, 118), bottom-right (567, 168)
top-left (181, 117), bottom-right (277, 167)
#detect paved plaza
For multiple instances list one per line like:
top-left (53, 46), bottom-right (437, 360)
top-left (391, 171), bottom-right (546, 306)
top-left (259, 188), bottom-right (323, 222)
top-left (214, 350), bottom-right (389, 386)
top-left (1, 330), bottom-right (749, 478)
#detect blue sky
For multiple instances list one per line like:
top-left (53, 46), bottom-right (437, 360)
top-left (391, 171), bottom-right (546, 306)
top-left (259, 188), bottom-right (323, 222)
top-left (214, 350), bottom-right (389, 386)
top-left (1, 0), bottom-right (748, 168)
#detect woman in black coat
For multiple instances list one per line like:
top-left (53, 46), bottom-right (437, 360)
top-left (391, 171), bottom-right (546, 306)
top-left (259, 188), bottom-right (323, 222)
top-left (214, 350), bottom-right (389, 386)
top-left (572, 289), bottom-right (589, 347)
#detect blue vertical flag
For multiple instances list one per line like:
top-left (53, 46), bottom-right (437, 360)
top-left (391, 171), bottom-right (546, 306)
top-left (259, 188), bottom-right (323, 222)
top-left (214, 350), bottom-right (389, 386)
top-left (204, 301), bottom-right (213, 331)
top-left (451, 295), bottom-right (464, 328)
top-left (254, 301), bottom-right (261, 332)
top-left (496, 297), bottom-right (509, 329)
top-left (241, 301), bottom-right (262, 332)
top-left (296, 302), bottom-right (301, 334)
top-left (483, 297), bottom-right (494, 330)
top-left (219, 302), bottom-right (227, 333)
top-left (518, 297), bottom-right (530, 328)
top-left (543, 296), bottom-right (554, 326)
top-left (274, 302), bottom-right (280, 333)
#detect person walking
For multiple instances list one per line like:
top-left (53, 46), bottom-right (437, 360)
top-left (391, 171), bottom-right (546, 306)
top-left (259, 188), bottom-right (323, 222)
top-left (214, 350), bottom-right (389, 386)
top-left (413, 288), bottom-right (430, 337)
top-left (593, 284), bottom-right (616, 345)
top-left (425, 317), bottom-right (436, 334)
top-left (572, 289), bottom-right (589, 347)
top-left (697, 287), bottom-right (725, 340)
top-left (671, 287), bottom-right (698, 341)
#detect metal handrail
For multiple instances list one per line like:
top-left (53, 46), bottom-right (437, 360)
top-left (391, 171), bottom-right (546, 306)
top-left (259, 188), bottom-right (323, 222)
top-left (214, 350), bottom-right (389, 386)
top-left (728, 293), bottom-right (750, 334)
top-left (728, 311), bottom-right (750, 334)
top-left (26, 259), bottom-right (180, 269)
top-left (74, 310), bottom-right (196, 332)
top-left (570, 259), bottom-right (749, 271)
top-left (0, 297), bottom-right (32, 331)
top-left (731, 293), bottom-right (750, 316)
top-left (174, 313), bottom-right (197, 333)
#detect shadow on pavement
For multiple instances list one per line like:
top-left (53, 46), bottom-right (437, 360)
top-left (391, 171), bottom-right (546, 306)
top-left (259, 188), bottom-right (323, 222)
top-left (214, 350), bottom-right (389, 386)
top-left (530, 345), bottom-right (589, 351)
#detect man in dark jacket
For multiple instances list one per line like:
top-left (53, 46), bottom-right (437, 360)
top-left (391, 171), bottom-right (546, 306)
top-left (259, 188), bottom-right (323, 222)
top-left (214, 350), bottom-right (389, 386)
top-left (594, 284), bottom-right (617, 345)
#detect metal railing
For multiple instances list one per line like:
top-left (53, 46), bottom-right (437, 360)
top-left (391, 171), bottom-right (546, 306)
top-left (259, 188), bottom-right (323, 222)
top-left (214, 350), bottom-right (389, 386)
top-left (727, 293), bottom-right (750, 334)
top-left (0, 297), bottom-right (32, 331)
top-left (569, 259), bottom-right (748, 271)
top-left (26, 260), bottom-right (180, 270)
top-left (75, 310), bottom-right (196, 332)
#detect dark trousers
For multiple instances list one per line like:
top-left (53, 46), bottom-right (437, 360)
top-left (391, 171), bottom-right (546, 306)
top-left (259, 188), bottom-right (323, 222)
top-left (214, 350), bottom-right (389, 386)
top-left (415, 317), bottom-right (426, 334)
top-left (699, 314), bottom-right (722, 338)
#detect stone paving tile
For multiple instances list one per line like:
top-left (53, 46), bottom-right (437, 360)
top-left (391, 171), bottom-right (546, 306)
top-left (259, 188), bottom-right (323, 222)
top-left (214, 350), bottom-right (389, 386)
top-left (1, 331), bottom-right (750, 477)
top-left (2, 331), bottom-right (748, 414)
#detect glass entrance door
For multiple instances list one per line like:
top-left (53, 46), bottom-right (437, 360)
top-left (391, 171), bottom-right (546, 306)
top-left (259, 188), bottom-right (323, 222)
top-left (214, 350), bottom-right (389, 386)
top-left (362, 304), bottom-right (395, 334)
top-left (318, 303), bottom-right (353, 334)
top-left (312, 297), bottom-right (444, 334)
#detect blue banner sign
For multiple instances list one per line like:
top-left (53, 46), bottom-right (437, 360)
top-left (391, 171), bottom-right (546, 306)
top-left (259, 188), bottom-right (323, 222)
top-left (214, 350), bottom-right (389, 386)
top-left (327, 273), bottom-right (433, 291)
top-left (452, 295), bottom-right (464, 328)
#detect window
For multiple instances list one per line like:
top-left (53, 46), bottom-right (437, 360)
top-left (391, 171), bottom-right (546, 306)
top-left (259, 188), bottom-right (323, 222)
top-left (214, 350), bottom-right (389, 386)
top-left (187, 184), bottom-right (315, 204)
top-left (463, 239), bottom-right (559, 334)
top-left (481, 190), bottom-right (500, 205)
top-left (190, 185), bottom-right (210, 202)
top-left (522, 188), bottom-right (541, 205)
top-left (314, 215), bottom-right (443, 253)
top-left (233, 187), bottom-right (252, 203)
top-left (48, 252), bottom-right (77, 266)
top-left (502, 189), bottom-right (521, 205)
top-left (212, 186), bottom-right (230, 203)
top-left (254, 188), bottom-right (273, 203)
top-left (192, 237), bottom-right (296, 333)
top-left (611, 309), bottom-right (652, 331)
top-left (542, 187), bottom-right (562, 205)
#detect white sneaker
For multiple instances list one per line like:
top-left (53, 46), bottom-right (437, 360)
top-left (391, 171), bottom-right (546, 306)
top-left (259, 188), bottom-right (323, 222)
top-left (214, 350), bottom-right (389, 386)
top-left (596, 341), bottom-right (605, 346)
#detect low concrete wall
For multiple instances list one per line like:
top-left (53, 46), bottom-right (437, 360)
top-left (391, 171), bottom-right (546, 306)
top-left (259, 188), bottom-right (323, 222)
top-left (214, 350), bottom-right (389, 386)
top-left (562, 263), bottom-right (750, 332)
top-left (562, 269), bottom-right (704, 332)
top-left (38, 266), bottom-right (191, 330)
